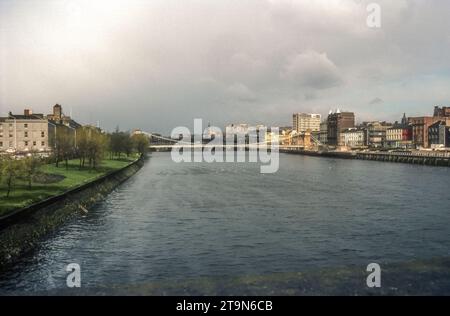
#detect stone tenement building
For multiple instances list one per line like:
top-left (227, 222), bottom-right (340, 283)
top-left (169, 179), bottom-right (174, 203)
top-left (0, 104), bottom-right (81, 153)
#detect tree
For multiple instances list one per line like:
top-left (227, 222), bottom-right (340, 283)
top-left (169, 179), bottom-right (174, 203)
top-left (54, 125), bottom-right (75, 169)
top-left (75, 126), bottom-right (91, 169)
top-left (86, 128), bottom-right (108, 170)
top-left (109, 128), bottom-right (131, 158)
top-left (22, 153), bottom-right (42, 190)
top-left (131, 134), bottom-right (150, 156)
top-left (2, 156), bottom-right (20, 198)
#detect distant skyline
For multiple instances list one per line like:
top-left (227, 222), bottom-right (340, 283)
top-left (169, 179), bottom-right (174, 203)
top-left (1, 0), bottom-right (450, 134)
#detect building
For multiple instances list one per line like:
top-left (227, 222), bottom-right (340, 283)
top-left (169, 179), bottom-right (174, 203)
top-left (362, 121), bottom-right (393, 148)
top-left (408, 116), bottom-right (442, 149)
top-left (327, 110), bottom-right (355, 146)
top-left (319, 120), bottom-right (328, 145)
top-left (46, 104), bottom-right (81, 129)
top-left (293, 113), bottom-right (321, 133)
top-left (0, 104), bottom-right (81, 153)
top-left (383, 113), bottom-right (412, 149)
top-left (340, 128), bottom-right (366, 148)
top-left (0, 109), bottom-right (55, 153)
top-left (226, 123), bottom-right (249, 135)
top-left (428, 120), bottom-right (450, 148)
top-left (433, 106), bottom-right (450, 118)
top-left (386, 125), bottom-right (412, 149)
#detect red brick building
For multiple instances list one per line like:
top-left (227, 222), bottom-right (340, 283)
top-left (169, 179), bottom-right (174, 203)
top-left (408, 116), bottom-right (442, 148)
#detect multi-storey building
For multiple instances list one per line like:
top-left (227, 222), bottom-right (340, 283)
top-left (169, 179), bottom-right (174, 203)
top-left (428, 120), bottom-right (450, 148)
top-left (327, 110), bottom-right (355, 146)
top-left (385, 114), bottom-right (412, 149)
top-left (362, 121), bottom-right (393, 148)
top-left (319, 120), bottom-right (328, 145)
top-left (408, 116), bottom-right (442, 149)
top-left (339, 128), bottom-right (366, 148)
top-left (293, 113), bottom-right (321, 133)
top-left (0, 110), bottom-right (55, 152)
top-left (0, 104), bottom-right (81, 153)
top-left (385, 125), bottom-right (412, 149)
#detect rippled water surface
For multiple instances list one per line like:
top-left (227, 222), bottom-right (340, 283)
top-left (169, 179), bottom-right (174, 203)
top-left (1, 153), bottom-right (450, 293)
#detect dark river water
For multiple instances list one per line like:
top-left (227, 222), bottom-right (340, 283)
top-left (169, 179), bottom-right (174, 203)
top-left (1, 153), bottom-right (450, 294)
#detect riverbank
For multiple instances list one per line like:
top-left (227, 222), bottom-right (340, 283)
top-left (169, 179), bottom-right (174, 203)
top-left (0, 154), bottom-right (145, 267)
top-left (0, 155), bottom-right (140, 217)
top-left (280, 148), bottom-right (450, 167)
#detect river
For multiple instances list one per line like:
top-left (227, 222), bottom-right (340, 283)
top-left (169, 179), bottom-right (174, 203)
top-left (1, 152), bottom-right (449, 294)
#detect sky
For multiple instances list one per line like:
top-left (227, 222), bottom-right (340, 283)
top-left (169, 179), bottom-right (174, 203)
top-left (1, 0), bottom-right (450, 134)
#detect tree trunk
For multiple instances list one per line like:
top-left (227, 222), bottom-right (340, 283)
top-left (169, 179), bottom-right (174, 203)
top-left (6, 177), bottom-right (12, 198)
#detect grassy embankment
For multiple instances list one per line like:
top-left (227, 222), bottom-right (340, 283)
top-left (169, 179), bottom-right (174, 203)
top-left (0, 154), bottom-right (139, 217)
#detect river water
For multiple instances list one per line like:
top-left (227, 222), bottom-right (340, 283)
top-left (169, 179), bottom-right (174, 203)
top-left (0, 153), bottom-right (449, 294)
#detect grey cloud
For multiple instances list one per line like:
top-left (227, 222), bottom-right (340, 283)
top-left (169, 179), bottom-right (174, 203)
top-left (369, 97), bottom-right (384, 105)
top-left (1, 0), bottom-right (450, 133)
top-left (280, 51), bottom-right (343, 90)
top-left (226, 83), bottom-right (258, 103)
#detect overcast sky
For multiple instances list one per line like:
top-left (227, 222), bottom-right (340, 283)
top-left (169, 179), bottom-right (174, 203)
top-left (1, 0), bottom-right (450, 133)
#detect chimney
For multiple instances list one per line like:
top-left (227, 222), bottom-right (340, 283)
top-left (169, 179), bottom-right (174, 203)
top-left (24, 109), bottom-right (32, 116)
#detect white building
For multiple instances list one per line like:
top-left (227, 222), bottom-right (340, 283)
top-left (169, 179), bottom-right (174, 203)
top-left (293, 113), bottom-right (321, 133)
top-left (340, 128), bottom-right (366, 148)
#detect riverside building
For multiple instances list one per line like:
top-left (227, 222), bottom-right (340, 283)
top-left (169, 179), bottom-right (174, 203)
top-left (293, 113), bottom-right (321, 133)
top-left (327, 109), bottom-right (355, 146)
top-left (0, 104), bottom-right (81, 153)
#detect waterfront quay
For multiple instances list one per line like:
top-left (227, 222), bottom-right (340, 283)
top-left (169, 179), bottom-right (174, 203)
top-left (280, 147), bottom-right (450, 167)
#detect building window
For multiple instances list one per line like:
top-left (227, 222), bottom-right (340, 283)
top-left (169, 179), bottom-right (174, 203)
top-left (41, 131), bottom-right (45, 137)
top-left (41, 141), bottom-right (45, 146)
top-left (33, 141), bottom-right (36, 146)
top-left (24, 131), bottom-right (28, 138)
top-left (25, 141), bottom-right (28, 146)
top-left (0, 141), bottom-right (2, 147)
top-left (24, 123), bottom-right (28, 128)
top-left (9, 134), bottom-right (13, 138)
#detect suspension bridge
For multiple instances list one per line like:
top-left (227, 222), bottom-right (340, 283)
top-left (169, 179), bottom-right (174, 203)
top-left (139, 131), bottom-right (323, 151)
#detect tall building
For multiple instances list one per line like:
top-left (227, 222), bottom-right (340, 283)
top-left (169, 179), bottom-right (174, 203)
top-left (319, 120), bottom-right (328, 145)
top-left (292, 113), bottom-right (321, 133)
top-left (327, 110), bottom-right (355, 146)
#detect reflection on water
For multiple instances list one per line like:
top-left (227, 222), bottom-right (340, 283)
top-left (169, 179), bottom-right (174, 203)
top-left (0, 153), bottom-right (449, 294)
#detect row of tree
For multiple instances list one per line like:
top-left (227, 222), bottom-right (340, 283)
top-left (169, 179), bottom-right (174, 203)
top-left (53, 126), bottom-right (150, 170)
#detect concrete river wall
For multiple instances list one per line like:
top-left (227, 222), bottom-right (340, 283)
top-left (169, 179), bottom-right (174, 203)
top-left (280, 148), bottom-right (450, 167)
top-left (0, 156), bottom-right (145, 268)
